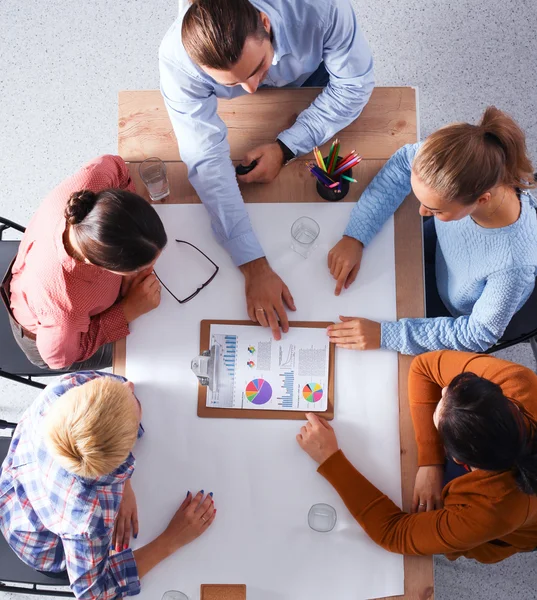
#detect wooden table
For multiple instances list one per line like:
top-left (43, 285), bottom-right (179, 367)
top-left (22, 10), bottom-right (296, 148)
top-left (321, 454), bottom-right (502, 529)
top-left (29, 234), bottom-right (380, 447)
top-left (116, 87), bottom-right (433, 600)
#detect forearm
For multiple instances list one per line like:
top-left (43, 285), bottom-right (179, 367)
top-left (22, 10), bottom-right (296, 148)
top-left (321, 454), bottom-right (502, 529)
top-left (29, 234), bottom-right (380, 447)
top-left (133, 533), bottom-right (175, 579)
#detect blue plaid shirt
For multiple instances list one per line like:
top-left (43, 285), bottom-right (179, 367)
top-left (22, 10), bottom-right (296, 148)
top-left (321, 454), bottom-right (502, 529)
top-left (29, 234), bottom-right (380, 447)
top-left (0, 372), bottom-right (143, 599)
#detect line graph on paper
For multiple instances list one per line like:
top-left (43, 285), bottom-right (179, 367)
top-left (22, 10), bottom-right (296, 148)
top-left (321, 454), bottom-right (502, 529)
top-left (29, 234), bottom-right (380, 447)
top-left (279, 344), bottom-right (296, 369)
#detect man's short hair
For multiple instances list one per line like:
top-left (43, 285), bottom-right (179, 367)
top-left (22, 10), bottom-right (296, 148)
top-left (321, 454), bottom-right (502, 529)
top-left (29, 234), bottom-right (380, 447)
top-left (182, 0), bottom-right (270, 70)
top-left (44, 377), bottom-right (139, 479)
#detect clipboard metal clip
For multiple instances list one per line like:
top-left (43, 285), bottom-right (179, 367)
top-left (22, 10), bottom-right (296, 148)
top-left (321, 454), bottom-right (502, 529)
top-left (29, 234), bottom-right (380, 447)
top-left (191, 344), bottom-right (219, 391)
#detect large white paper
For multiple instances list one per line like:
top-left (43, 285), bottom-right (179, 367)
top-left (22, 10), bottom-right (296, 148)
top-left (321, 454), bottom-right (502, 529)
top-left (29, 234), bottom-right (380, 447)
top-left (126, 203), bottom-right (404, 600)
top-left (208, 323), bottom-right (330, 411)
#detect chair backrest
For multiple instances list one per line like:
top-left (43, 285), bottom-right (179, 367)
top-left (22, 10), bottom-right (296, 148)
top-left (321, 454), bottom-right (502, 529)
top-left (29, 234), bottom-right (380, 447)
top-left (0, 436), bottom-right (73, 595)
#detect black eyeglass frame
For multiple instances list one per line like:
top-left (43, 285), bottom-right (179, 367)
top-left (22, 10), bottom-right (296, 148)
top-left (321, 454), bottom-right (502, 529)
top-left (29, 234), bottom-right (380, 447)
top-left (155, 239), bottom-right (219, 304)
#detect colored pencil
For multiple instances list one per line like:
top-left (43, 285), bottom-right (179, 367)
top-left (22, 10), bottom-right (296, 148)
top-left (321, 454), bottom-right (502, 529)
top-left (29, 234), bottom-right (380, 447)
top-left (329, 140), bottom-right (340, 173)
top-left (313, 150), bottom-right (324, 171)
top-left (336, 151), bottom-right (358, 170)
top-left (311, 165), bottom-right (334, 185)
top-left (333, 156), bottom-right (362, 176)
top-left (314, 147), bottom-right (327, 172)
top-left (326, 140), bottom-right (336, 171)
top-left (341, 175), bottom-right (358, 183)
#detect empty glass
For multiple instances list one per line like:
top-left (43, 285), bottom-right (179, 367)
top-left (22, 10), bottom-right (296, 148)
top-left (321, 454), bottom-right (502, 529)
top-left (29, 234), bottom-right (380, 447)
top-left (139, 157), bottom-right (170, 201)
top-left (161, 592), bottom-right (189, 600)
top-left (308, 503), bottom-right (337, 532)
top-left (291, 217), bottom-right (320, 258)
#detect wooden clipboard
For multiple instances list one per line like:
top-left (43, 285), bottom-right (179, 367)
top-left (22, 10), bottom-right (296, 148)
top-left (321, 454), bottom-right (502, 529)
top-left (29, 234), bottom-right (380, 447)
top-left (198, 320), bottom-right (335, 420)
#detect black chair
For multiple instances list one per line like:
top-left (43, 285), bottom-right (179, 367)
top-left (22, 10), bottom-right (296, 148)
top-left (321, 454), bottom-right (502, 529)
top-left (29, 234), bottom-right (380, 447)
top-left (0, 217), bottom-right (68, 390)
top-left (0, 419), bottom-right (74, 597)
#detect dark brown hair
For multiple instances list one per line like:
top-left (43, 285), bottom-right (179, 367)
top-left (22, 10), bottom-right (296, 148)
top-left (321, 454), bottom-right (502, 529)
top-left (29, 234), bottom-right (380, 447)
top-left (182, 0), bottom-right (269, 70)
top-left (413, 107), bottom-right (536, 205)
top-left (439, 372), bottom-right (537, 495)
top-left (65, 189), bottom-right (167, 272)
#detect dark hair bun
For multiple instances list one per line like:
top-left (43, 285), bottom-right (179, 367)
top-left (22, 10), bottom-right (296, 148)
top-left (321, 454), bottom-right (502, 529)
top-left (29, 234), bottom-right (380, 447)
top-left (65, 190), bottom-right (98, 225)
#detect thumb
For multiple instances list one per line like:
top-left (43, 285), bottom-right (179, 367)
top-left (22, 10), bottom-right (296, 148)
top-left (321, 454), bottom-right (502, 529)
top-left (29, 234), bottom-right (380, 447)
top-left (242, 147), bottom-right (263, 166)
top-left (339, 315), bottom-right (354, 322)
top-left (282, 285), bottom-right (296, 311)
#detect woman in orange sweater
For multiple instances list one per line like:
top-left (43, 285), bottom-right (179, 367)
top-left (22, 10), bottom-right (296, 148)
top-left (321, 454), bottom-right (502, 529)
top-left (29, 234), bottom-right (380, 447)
top-left (297, 351), bottom-right (537, 563)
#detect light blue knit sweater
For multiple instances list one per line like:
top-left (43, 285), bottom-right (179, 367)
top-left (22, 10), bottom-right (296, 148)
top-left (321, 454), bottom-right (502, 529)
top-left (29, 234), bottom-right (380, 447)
top-left (344, 143), bottom-right (537, 355)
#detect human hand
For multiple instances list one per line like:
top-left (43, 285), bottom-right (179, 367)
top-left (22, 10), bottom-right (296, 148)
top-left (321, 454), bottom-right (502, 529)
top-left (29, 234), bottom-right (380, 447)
top-left (162, 491), bottom-right (216, 553)
top-left (120, 270), bottom-right (161, 322)
top-left (240, 257), bottom-right (296, 340)
top-left (113, 479), bottom-right (139, 552)
top-left (120, 266), bottom-right (153, 298)
top-left (327, 236), bottom-right (364, 295)
top-left (296, 413), bottom-right (339, 465)
top-left (236, 143), bottom-right (284, 184)
top-left (412, 465), bottom-right (445, 513)
top-left (327, 316), bottom-right (381, 350)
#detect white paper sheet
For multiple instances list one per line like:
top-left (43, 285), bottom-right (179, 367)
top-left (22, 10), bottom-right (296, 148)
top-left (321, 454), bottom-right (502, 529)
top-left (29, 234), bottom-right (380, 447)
top-left (207, 323), bottom-right (330, 411)
top-left (126, 203), bottom-right (404, 600)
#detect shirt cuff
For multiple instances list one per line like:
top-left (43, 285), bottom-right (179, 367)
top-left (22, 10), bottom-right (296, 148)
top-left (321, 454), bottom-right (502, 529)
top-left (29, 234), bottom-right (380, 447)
top-left (100, 304), bottom-right (130, 343)
top-left (343, 222), bottom-right (375, 247)
top-left (223, 231), bottom-right (265, 267)
top-left (108, 549), bottom-right (141, 596)
top-left (277, 122), bottom-right (312, 158)
top-left (380, 321), bottom-right (404, 353)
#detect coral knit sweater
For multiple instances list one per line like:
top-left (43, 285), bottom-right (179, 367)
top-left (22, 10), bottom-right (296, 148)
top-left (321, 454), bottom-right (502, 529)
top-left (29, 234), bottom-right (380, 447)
top-left (318, 351), bottom-right (537, 563)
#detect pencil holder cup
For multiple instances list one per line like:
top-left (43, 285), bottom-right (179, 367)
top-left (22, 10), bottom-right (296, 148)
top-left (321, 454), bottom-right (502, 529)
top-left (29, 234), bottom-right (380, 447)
top-left (316, 156), bottom-right (352, 202)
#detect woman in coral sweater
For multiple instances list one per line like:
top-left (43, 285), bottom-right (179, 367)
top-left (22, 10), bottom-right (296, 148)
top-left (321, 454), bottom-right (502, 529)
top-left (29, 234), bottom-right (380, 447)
top-left (298, 351), bottom-right (537, 563)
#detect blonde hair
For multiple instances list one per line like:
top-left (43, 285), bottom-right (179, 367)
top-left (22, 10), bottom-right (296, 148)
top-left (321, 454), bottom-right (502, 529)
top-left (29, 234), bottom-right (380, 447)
top-left (44, 377), bottom-right (139, 479)
top-left (413, 107), bottom-right (536, 205)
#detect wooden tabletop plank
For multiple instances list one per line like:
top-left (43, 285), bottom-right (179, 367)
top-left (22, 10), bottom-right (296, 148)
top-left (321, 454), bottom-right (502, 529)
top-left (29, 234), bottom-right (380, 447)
top-left (117, 87), bottom-right (433, 600)
top-left (127, 159), bottom-right (386, 205)
top-left (118, 87), bottom-right (416, 162)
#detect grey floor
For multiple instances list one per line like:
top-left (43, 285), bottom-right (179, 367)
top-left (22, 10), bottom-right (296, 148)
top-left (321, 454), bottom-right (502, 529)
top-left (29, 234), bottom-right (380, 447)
top-left (0, 0), bottom-right (536, 598)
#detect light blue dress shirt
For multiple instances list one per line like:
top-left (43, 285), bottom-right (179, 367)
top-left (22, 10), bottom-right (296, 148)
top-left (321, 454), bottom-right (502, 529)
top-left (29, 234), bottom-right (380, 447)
top-left (159, 0), bottom-right (374, 266)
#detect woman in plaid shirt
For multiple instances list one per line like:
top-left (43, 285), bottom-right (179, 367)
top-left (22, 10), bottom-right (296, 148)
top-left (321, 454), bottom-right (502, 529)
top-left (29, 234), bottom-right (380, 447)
top-left (0, 371), bottom-right (216, 599)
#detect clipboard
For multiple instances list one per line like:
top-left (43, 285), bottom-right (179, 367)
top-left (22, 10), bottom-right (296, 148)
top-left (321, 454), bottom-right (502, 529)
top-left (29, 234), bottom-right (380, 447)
top-left (197, 320), bottom-right (335, 420)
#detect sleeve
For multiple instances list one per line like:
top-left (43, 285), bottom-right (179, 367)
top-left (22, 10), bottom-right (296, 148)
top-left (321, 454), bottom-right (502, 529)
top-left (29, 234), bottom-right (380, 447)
top-left (317, 450), bottom-right (519, 556)
top-left (81, 155), bottom-right (135, 193)
top-left (342, 144), bottom-right (418, 246)
top-left (277, 0), bottom-right (375, 155)
top-left (36, 304), bottom-right (129, 369)
top-left (409, 351), bottom-right (478, 466)
top-left (63, 535), bottom-right (140, 600)
top-left (159, 55), bottom-right (264, 267)
top-left (381, 267), bottom-right (537, 355)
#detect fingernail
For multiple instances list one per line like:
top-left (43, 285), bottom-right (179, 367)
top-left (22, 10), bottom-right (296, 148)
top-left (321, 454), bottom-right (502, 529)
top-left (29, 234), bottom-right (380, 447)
top-left (200, 489), bottom-right (204, 494)
top-left (185, 490), bottom-right (190, 498)
top-left (209, 492), bottom-right (213, 497)
top-left (116, 545), bottom-right (121, 552)
top-left (134, 534), bottom-right (138, 539)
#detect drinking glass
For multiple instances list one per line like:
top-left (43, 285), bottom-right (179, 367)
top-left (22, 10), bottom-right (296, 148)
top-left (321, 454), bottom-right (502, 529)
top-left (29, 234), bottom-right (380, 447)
top-left (291, 217), bottom-right (320, 258)
top-left (139, 157), bottom-right (170, 201)
top-left (308, 503), bottom-right (337, 532)
top-left (161, 592), bottom-right (189, 600)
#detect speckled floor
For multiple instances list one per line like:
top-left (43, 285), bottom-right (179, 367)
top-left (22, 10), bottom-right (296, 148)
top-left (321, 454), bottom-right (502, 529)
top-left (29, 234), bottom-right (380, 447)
top-left (1, 0), bottom-right (536, 598)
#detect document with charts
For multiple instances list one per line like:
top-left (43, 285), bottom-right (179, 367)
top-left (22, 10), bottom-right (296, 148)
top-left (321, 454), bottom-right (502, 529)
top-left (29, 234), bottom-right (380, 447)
top-left (207, 323), bottom-right (329, 411)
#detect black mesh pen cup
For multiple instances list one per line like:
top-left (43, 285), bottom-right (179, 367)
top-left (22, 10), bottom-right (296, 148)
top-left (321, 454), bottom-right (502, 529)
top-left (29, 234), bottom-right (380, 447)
top-left (316, 156), bottom-right (352, 202)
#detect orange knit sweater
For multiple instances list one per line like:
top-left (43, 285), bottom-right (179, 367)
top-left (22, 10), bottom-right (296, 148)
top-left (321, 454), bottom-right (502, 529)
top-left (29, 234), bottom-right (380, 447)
top-left (318, 351), bottom-right (537, 563)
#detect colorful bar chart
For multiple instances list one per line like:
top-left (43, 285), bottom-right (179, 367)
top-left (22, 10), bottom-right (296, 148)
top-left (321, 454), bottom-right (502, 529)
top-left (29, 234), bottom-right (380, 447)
top-left (278, 370), bottom-right (294, 408)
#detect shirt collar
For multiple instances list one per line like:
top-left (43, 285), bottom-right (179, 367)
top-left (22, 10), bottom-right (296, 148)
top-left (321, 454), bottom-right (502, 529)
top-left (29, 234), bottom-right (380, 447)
top-left (76, 451), bottom-right (136, 487)
top-left (267, 10), bottom-right (291, 64)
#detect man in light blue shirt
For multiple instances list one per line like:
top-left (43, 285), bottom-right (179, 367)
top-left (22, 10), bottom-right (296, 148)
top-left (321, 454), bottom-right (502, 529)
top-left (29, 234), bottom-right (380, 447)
top-left (159, 0), bottom-right (374, 338)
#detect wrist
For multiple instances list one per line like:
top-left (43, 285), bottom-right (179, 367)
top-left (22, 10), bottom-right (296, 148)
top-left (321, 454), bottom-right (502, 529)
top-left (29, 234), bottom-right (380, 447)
top-left (275, 139), bottom-right (296, 165)
top-left (343, 235), bottom-right (364, 249)
top-left (239, 257), bottom-right (270, 279)
top-left (120, 299), bottom-right (136, 323)
top-left (158, 530), bottom-right (182, 557)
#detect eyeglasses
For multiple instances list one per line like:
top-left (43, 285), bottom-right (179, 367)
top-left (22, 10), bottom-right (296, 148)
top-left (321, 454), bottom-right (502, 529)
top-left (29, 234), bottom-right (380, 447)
top-left (155, 240), bottom-right (219, 304)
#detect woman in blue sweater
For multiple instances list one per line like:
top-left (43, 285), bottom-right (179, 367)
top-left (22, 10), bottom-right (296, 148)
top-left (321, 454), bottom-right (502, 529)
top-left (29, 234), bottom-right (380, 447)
top-left (327, 107), bottom-right (537, 355)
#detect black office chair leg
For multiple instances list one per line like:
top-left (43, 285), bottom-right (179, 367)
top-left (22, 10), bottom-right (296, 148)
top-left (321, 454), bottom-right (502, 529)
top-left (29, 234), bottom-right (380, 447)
top-left (0, 371), bottom-right (46, 390)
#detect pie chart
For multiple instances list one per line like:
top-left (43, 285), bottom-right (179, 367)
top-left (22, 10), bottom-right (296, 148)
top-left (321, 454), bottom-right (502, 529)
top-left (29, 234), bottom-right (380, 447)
top-left (303, 383), bottom-right (323, 403)
top-left (245, 379), bottom-right (273, 405)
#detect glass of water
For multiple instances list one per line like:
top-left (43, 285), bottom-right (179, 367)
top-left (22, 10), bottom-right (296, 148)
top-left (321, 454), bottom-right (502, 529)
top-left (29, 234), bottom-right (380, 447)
top-left (139, 157), bottom-right (170, 202)
top-left (291, 216), bottom-right (320, 258)
top-left (161, 592), bottom-right (189, 600)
